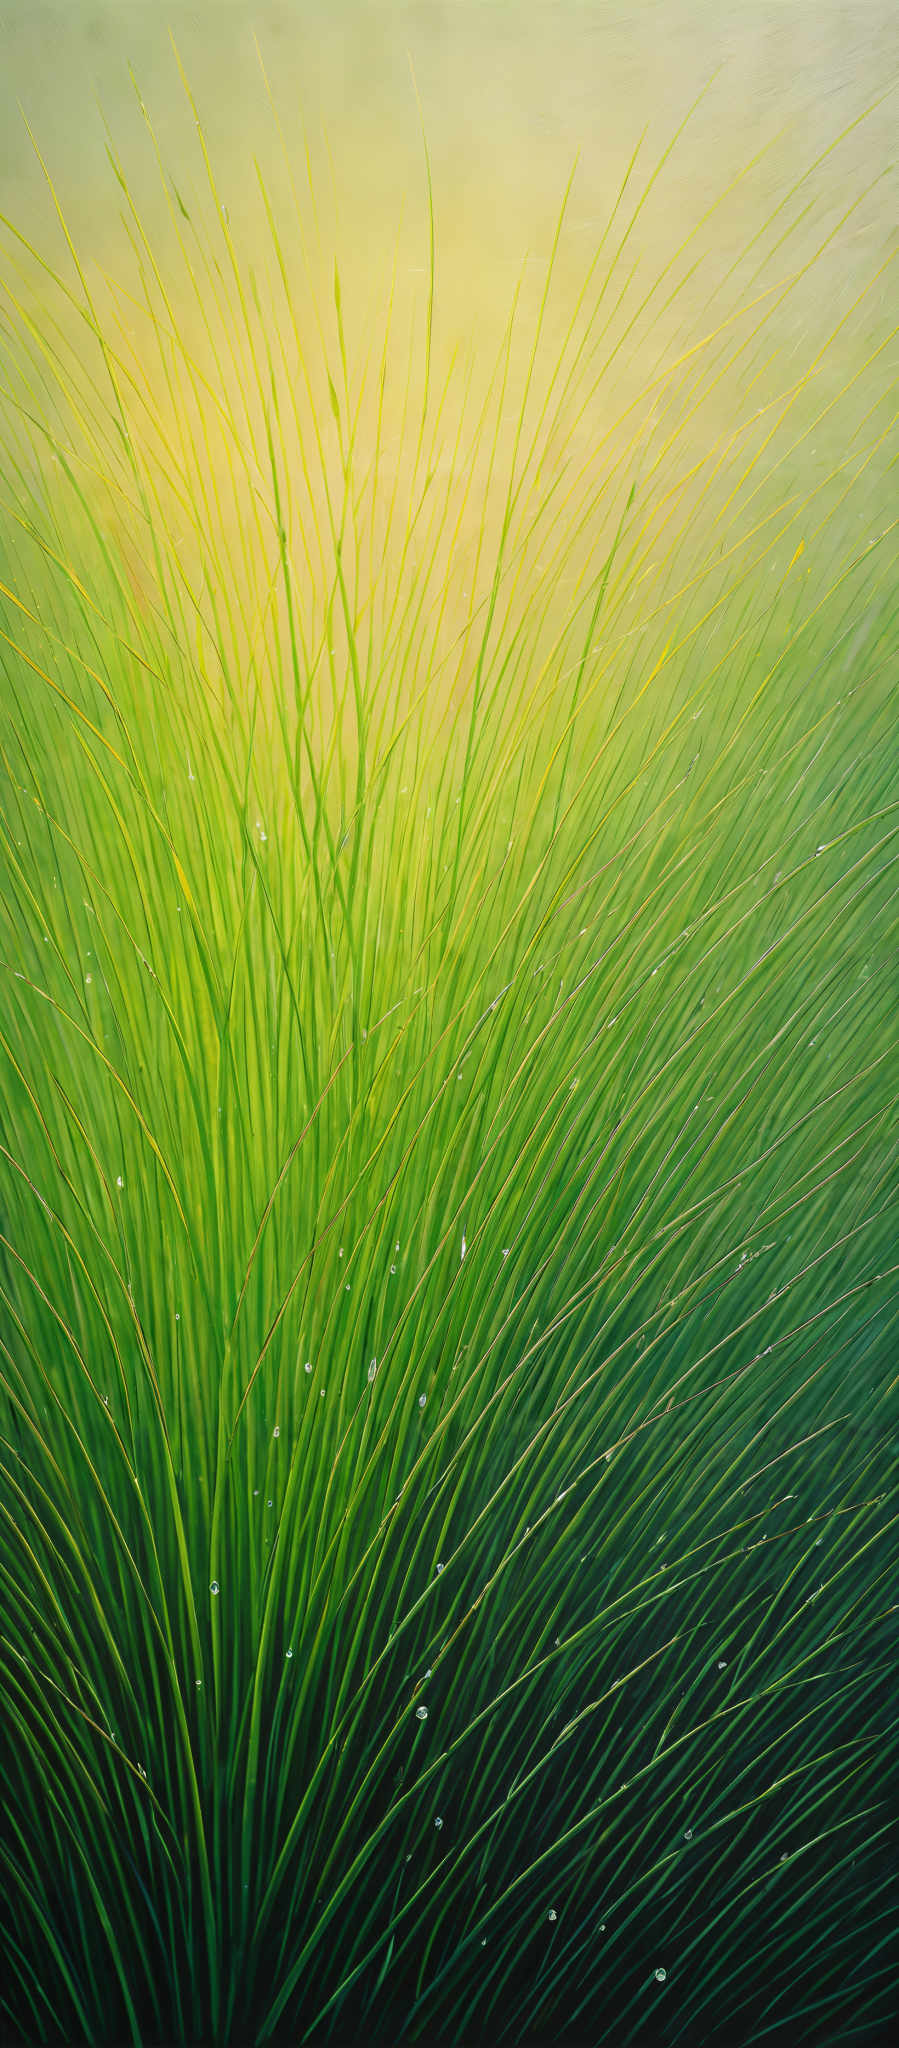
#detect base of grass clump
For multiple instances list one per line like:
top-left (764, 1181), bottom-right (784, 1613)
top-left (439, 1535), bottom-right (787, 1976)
top-left (0, 56), bottom-right (897, 2048)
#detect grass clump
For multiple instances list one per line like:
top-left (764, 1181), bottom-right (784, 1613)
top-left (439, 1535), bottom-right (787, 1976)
top-left (0, 66), bottom-right (897, 2048)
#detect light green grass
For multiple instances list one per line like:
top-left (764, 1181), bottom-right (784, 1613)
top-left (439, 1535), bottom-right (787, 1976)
top-left (0, 65), bottom-right (897, 2048)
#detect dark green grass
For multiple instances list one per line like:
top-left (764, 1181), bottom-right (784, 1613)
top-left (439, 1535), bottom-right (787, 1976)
top-left (0, 67), bottom-right (897, 2048)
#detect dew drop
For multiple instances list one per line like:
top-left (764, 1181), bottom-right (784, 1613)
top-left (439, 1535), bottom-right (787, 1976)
top-left (116, 1175), bottom-right (124, 1189)
top-left (210, 1581), bottom-right (219, 1596)
top-left (684, 1828), bottom-right (693, 1841)
top-left (304, 1361), bottom-right (312, 1373)
top-left (654, 1967), bottom-right (667, 1984)
top-left (415, 1705), bottom-right (428, 1721)
top-left (418, 1393), bottom-right (427, 1409)
top-left (273, 1425), bottom-right (280, 1438)
top-left (434, 1815), bottom-right (443, 1830)
top-left (368, 1358), bottom-right (378, 1383)
top-left (285, 1648), bottom-right (293, 1659)
top-left (436, 1561), bottom-right (444, 1574)
top-left (547, 1909), bottom-right (557, 1923)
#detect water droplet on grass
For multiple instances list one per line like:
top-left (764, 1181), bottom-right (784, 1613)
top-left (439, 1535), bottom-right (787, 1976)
top-left (273, 1425), bottom-right (280, 1438)
top-left (654, 1967), bottom-right (667, 1983)
top-left (210, 1581), bottom-right (219, 1596)
top-left (436, 1562), bottom-right (444, 1574)
top-left (368, 1359), bottom-right (378, 1383)
top-left (547, 1909), bottom-right (557, 1922)
top-left (285, 1648), bottom-right (293, 1659)
top-left (419, 1393), bottom-right (427, 1409)
top-left (434, 1816), bottom-right (443, 1829)
top-left (116, 1175), bottom-right (124, 1188)
top-left (304, 1361), bottom-right (312, 1373)
top-left (415, 1705), bottom-right (428, 1721)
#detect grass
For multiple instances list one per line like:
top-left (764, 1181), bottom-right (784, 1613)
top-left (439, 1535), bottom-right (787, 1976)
top-left (0, 59), bottom-right (897, 2048)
